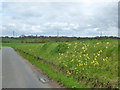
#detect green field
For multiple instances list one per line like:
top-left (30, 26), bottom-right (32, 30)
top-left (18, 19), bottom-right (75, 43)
top-left (3, 39), bottom-right (119, 88)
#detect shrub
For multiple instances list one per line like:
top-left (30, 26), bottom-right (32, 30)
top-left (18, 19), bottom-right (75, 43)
top-left (55, 43), bottom-right (68, 53)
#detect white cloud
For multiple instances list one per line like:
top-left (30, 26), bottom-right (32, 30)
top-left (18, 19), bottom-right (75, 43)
top-left (9, 23), bottom-right (16, 27)
top-left (63, 27), bottom-right (71, 31)
top-left (1, 1), bottom-right (118, 37)
top-left (31, 25), bottom-right (42, 33)
top-left (93, 28), bottom-right (99, 31)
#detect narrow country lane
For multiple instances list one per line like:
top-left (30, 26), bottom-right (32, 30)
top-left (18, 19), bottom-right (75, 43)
top-left (2, 47), bottom-right (57, 88)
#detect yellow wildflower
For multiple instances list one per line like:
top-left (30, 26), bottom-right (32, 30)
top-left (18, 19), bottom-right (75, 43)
top-left (79, 63), bottom-right (83, 66)
top-left (65, 65), bottom-right (67, 67)
top-left (94, 58), bottom-right (96, 60)
top-left (107, 42), bottom-right (109, 44)
top-left (68, 44), bottom-right (71, 46)
top-left (103, 58), bottom-right (105, 61)
top-left (100, 50), bottom-right (102, 52)
top-left (83, 54), bottom-right (85, 56)
top-left (71, 59), bottom-right (74, 62)
top-left (97, 53), bottom-right (100, 56)
top-left (72, 55), bottom-right (75, 57)
top-left (82, 47), bottom-right (85, 50)
top-left (87, 57), bottom-right (90, 60)
top-left (96, 43), bottom-right (99, 45)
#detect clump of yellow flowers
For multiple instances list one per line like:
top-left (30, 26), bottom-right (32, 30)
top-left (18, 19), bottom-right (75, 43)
top-left (57, 41), bottom-right (110, 77)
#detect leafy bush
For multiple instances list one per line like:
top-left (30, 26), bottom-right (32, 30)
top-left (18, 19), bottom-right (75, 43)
top-left (55, 43), bottom-right (68, 53)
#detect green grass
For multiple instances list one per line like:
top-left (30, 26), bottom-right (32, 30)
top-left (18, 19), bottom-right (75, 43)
top-left (2, 39), bottom-right (119, 88)
top-left (17, 50), bottom-right (85, 88)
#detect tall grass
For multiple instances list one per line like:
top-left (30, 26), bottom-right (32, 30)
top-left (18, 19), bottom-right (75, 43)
top-left (3, 39), bottom-right (118, 88)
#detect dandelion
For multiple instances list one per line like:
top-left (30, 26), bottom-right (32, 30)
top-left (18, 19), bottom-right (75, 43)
top-left (87, 57), bottom-right (90, 60)
top-left (82, 47), bottom-right (85, 50)
top-left (97, 53), bottom-right (100, 56)
top-left (71, 59), bottom-right (74, 62)
top-left (74, 46), bottom-right (77, 48)
top-left (106, 46), bottom-right (108, 48)
top-left (83, 50), bottom-right (86, 52)
top-left (72, 55), bottom-right (75, 57)
top-left (94, 58), bottom-right (96, 60)
top-left (86, 54), bottom-right (88, 56)
top-left (107, 42), bottom-right (109, 44)
top-left (67, 70), bottom-right (71, 75)
top-left (68, 44), bottom-right (71, 46)
top-left (75, 43), bottom-right (77, 45)
top-left (106, 57), bottom-right (108, 59)
top-left (96, 43), bottom-right (99, 45)
top-left (83, 54), bottom-right (86, 56)
top-left (100, 50), bottom-right (102, 52)
top-left (80, 55), bottom-right (81, 58)
top-left (103, 58), bottom-right (105, 61)
top-left (94, 61), bottom-right (99, 65)
top-left (79, 63), bottom-right (83, 66)
top-left (65, 65), bottom-right (68, 67)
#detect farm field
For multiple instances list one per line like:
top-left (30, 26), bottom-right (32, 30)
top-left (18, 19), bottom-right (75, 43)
top-left (3, 39), bottom-right (119, 88)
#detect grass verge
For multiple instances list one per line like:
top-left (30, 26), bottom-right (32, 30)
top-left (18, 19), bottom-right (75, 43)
top-left (16, 48), bottom-right (85, 88)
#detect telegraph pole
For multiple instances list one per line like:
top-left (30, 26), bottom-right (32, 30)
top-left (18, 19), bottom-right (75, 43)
top-left (13, 31), bottom-right (15, 37)
top-left (100, 32), bottom-right (102, 37)
top-left (57, 30), bottom-right (59, 37)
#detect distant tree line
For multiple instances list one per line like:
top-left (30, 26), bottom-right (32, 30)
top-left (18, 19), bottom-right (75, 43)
top-left (1, 35), bottom-right (120, 43)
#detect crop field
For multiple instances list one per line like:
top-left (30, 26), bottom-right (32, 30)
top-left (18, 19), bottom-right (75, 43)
top-left (3, 39), bottom-right (119, 88)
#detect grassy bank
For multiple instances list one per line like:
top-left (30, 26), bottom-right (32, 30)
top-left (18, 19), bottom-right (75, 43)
top-left (2, 39), bottom-right (119, 88)
top-left (17, 49), bottom-right (85, 88)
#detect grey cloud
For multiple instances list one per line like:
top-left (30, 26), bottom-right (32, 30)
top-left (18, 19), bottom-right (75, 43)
top-left (1, 1), bottom-right (118, 37)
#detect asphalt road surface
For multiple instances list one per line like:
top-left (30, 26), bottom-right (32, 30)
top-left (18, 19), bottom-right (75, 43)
top-left (2, 47), bottom-right (59, 88)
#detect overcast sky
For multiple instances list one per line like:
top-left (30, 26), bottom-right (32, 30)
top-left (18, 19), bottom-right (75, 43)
top-left (0, 1), bottom-right (118, 37)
